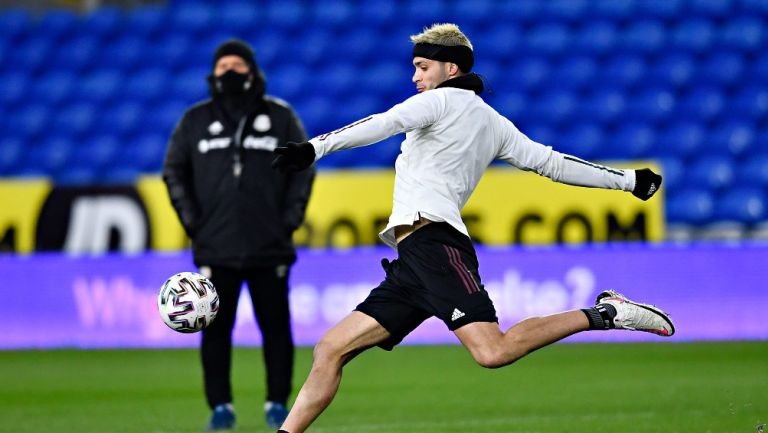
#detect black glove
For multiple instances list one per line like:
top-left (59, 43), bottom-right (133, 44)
top-left (272, 141), bottom-right (315, 172)
top-left (632, 168), bottom-right (662, 201)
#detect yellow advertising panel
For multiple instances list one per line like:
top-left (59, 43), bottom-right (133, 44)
top-left (301, 165), bottom-right (664, 248)
top-left (136, 177), bottom-right (189, 251)
top-left (0, 179), bottom-right (52, 253)
top-left (1, 165), bottom-right (662, 252)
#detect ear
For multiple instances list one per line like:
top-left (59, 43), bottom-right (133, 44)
top-left (447, 62), bottom-right (460, 78)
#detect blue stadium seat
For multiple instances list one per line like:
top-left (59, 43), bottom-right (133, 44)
top-left (719, 16), bottom-right (763, 52)
top-left (36, 9), bottom-right (79, 41)
top-left (270, 64), bottom-right (310, 101)
top-left (0, 8), bottom-right (31, 41)
top-left (573, 21), bottom-right (617, 55)
top-left (297, 30), bottom-right (333, 66)
top-left (32, 71), bottom-right (75, 106)
top-left (522, 123), bottom-right (556, 149)
top-left (126, 68), bottom-right (170, 103)
top-left (701, 51), bottom-right (744, 87)
top-left (126, 5), bottom-right (167, 38)
top-left (28, 137), bottom-right (72, 176)
top-left (317, 64), bottom-right (357, 98)
top-left (56, 166), bottom-right (98, 185)
top-left (602, 123), bottom-right (655, 160)
top-left (620, 20), bottom-right (666, 53)
top-left (0, 137), bottom-right (25, 174)
top-left (524, 23), bottom-right (570, 56)
top-left (706, 121), bottom-right (756, 158)
top-left (337, 28), bottom-right (379, 63)
top-left (81, 6), bottom-right (123, 39)
top-left (146, 101), bottom-right (189, 137)
top-left (358, 0), bottom-right (397, 25)
top-left (218, 2), bottom-right (260, 33)
top-left (729, 86), bottom-right (768, 121)
top-left (531, 90), bottom-right (575, 125)
top-left (0, 72), bottom-right (29, 106)
top-left (102, 102), bottom-right (145, 139)
top-left (715, 188), bottom-right (767, 224)
top-left (737, 154), bottom-right (768, 188)
top-left (549, 56), bottom-right (597, 91)
top-left (297, 97), bottom-right (336, 136)
top-left (52, 36), bottom-right (102, 72)
top-left (73, 135), bottom-right (120, 172)
top-left (540, 0), bottom-right (587, 22)
top-left (102, 166), bottom-right (142, 185)
top-left (107, 35), bottom-right (147, 70)
top-left (54, 103), bottom-right (97, 138)
top-left (677, 87), bottom-right (725, 121)
top-left (10, 36), bottom-right (53, 73)
top-left (656, 157), bottom-right (684, 192)
top-left (78, 70), bottom-right (123, 104)
top-left (511, 57), bottom-right (551, 92)
top-left (495, 92), bottom-right (527, 124)
top-left (590, 0), bottom-right (635, 20)
top-left (121, 133), bottom-right (167, 172)
top-left (171, 67), bottom-right (209, 104)
top-left (360, 62), bottom-right (410, 100)
top-left (650, 53), bottom-right (694, 89)
top-left (266, 1), bottom-right (307, 31)
top-left (474, 25), bottom-right (521, 62)
top-left (689, 156), bottom-right (735, 191)
top-left (169, 2), bottom-right (214, 35)
top-left (689, 0), bottom-right (733, 17)
top-left (666, 189), bottom-right (715, 225)
top-left (312, 0), bottom-right (355, 28)
top-left (452, 0), bottom-right (496, 24)
top-left (152, 34), bottom-right (193, 70)
top-left (598, 54), bottom-right (645, 89)
top-left (671, 19), bottom-right (715, 53)
top-left (624, 87), bottom-right (675, 123)
top-left (9, 104), bottom-right (51, 140)
top-left (401, 0), bottom-right (450, 29)
top-left (575, 88), bottom-right (626, 124)
top-left (558, 123), bottom-right (604, 160)
top-left (635, 0), bottom-right (683, 19)
top-left (653, 122), bottom-right (705, 159)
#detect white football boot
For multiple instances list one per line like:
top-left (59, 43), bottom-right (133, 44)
top-left (595, 290), bottom-right (675, 337)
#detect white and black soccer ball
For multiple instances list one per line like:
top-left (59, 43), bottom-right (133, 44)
top-left (157, 272), bottom-right (219, 333)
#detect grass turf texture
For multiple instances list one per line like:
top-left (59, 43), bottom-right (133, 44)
top-left (0, 341), bottom-right (765, 433)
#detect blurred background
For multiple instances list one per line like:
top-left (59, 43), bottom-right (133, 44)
top-left (1, 0), bottom-right (767, 348)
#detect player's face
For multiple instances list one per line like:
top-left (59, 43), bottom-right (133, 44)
top-left (412, 57), bottom-right (451, 93)
top-left (214, 55), bottom-right (250, 77)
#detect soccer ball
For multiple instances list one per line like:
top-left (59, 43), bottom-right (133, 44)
top-left (157, 272), bottom-right (219, 333)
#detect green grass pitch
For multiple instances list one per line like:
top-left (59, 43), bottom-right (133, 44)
top-left (1, 341), bottom-right (765, 433)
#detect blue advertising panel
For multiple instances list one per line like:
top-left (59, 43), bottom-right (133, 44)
top-left (2, 243), bottom-right (767, 349)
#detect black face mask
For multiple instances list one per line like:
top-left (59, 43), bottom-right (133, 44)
top-left (210, 70), bottom-right (252, 96)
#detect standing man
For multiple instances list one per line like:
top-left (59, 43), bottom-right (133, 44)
top-left (271, 24), bottom-right (672, 433)
top-left (163, 39), bottom-right (315, 431)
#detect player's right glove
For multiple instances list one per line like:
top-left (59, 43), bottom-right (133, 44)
top-left (632, 168), bottom-right (662, 201)
top-left (271, 141), bottom-right (315, 172)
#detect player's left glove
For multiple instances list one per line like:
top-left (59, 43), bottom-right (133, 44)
top-left (632, 168), bottom-right (662, 201)
top-left (272, 141), bottom-right (315, 172)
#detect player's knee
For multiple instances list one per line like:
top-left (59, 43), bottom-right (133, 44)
top-left (312, 336), bottom-right (345, 366)
top-left (471, 347), bottom-right (511, 369)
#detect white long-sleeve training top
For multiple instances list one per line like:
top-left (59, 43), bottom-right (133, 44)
top-left (310, 86), bottom-right (636, 248)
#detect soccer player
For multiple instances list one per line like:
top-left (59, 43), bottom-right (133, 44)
top-left (271, 23), bottom-right (673, 433)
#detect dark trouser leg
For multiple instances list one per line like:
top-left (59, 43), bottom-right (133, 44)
top-left (201, 266), bottom-right (243, 409)
top-left (246, 266), bottom-right (294, 404)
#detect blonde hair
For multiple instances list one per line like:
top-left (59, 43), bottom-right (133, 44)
top-left (410, 23), bottom-right (473, 50)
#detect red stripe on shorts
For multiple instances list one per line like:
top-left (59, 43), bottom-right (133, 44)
top-left (444, 245), bottom-right (478, 294)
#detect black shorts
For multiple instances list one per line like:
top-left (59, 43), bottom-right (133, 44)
top-left (356, 222), bottom-right (498, 350)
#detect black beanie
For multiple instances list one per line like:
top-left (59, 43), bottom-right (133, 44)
top-left (212, 39), bottom-right (257, 71)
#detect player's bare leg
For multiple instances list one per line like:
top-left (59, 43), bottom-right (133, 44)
top-left (456, 291), bottom-right (675, 368)
top-left (279, 311), bottom-right (390, 433)
top-left (455, 310), bottom-right (589, 368)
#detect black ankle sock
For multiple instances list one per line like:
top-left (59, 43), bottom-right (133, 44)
top-left (277, 430), bottom-right (290, 433)
top-left (581, 303), bottom-right (617, 330)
